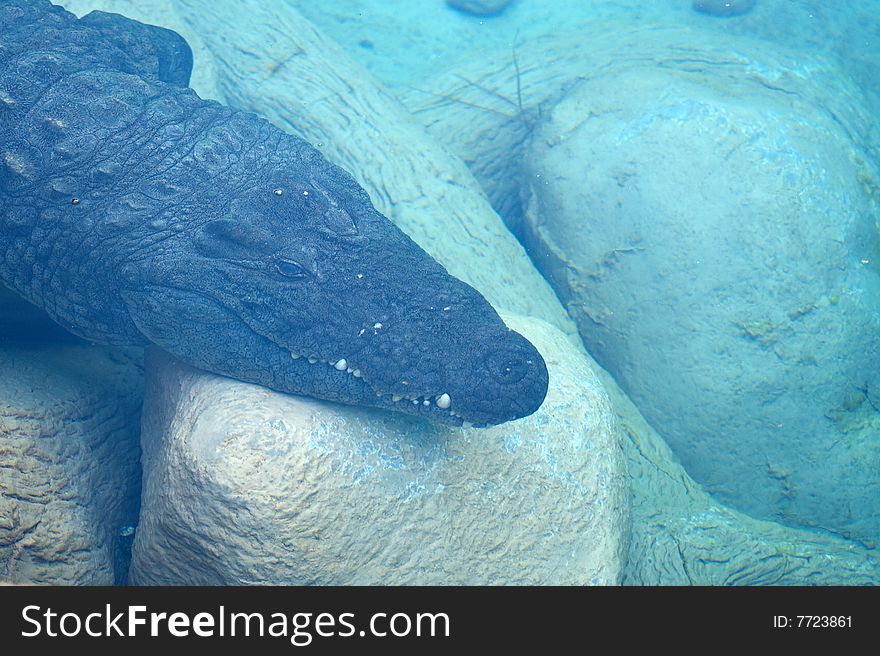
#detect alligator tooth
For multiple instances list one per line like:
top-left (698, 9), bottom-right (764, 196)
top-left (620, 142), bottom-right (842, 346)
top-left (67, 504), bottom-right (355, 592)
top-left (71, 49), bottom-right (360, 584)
top-left (412, 399), bottom-right (419, 405)
top-left (334, 358), bottom-right (348, 371)
top-left (290, 352), bottom-right (301, 360)
top-left (392, 394), bottom-right (402, 403)
top-left (346, 367), bottom-right (354, 374)
top-left (308, 356), bottom-right (318, 364)
top-left (436, 393), bottom-right (451, 409)
top-left (352, 369), bottom-right (362, 378)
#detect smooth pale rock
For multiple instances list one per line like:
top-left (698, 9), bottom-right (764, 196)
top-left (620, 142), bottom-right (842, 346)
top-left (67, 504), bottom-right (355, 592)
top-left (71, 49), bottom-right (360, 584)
top-left (129, 315), bottom-right (628, 585)
top-left (520, 39), bottom-right (880, 544)
top-left (401, 26), bottom-right (879, 242)
top-left (0, 345), bottom-right (142, 584)
top-left (447, 0), bottom-right (514, 17)
top-left (403, 27), bottom-right (880, 547)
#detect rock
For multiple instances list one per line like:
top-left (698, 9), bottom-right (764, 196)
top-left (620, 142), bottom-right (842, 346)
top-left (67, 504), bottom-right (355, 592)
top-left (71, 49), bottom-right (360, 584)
top-left (0, 345), bottom-right (143, 584)
top-left (403, 27), bottom-right (880, 548)
top-left (595, 365), bottom-right (880, 585)
top-left (519, 37), bottom-right (880, 544)
top-left (129, 314), bottom-right (628, 585)
top-left (400, 24), bottom-right (879, 248)
top-left (447, 0), bottom-right (514, 17)
top-left (693, 0), bottom-right (756, 17)
top-left (50, 2), bottom-right (880, 584)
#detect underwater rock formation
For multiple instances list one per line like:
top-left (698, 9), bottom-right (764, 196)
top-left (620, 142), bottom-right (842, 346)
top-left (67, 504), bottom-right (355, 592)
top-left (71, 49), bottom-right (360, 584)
top-left (49, 1), bottom-right (880, 584)
top-left (0, 345), bottom-right (142, 584)
top-left (600, 367), bottom-right (880, 585)
top-left (402, 28), bottom-right (880, 551)
top-left (520, 38), bottom-right (880, 544)
top-left (130, 315), bottom-right (628, 585)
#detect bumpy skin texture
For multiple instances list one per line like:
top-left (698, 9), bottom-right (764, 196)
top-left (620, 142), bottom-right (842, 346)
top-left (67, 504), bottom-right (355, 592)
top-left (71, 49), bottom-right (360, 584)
top-left (0, 0), bottom-right (548, 426)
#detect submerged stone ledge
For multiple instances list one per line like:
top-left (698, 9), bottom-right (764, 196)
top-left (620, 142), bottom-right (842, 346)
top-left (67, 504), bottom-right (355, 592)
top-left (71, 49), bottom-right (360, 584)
top-left (0, 345), bottom-right (142, 584)
top-left (130, 315), bottom-right (628, 585)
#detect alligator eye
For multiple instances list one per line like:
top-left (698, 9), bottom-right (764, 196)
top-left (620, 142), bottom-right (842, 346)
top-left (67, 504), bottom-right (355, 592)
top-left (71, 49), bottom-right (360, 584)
top-left (274, 257), bottom-right (309, 279)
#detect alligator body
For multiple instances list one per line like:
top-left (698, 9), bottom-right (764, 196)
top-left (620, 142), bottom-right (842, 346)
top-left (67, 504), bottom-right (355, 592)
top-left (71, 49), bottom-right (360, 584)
top-left (0, 0), bottom-right (548, 426)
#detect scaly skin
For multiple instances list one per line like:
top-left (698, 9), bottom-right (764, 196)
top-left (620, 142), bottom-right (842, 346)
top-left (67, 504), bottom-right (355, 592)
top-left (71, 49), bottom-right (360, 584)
top-left (0, 0), bottom-right (548, 426)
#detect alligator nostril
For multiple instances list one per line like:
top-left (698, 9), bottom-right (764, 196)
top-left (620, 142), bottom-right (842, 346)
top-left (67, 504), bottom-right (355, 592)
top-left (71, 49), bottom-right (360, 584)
top-left (484, 349), bottom-right (530, 385)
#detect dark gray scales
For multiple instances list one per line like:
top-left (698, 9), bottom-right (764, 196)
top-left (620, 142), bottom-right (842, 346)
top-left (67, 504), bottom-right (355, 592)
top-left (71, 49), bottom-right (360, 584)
top-left (0, 0), bottom-right (548, 426)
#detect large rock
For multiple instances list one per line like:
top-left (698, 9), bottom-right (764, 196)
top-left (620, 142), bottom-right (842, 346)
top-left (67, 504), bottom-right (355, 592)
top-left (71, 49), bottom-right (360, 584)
top-left (401, 26), bottom-right (880, 546)
top-left (0, 345), bottom-right (142, 584)
top-left (129, 315), bottom-right (628, 585)
top-left (126, 303), bottom-right (880, 586)
top-left (400, 25), bottom-right (879, 245)
top-left (518, 34), bottom-right (880, 543)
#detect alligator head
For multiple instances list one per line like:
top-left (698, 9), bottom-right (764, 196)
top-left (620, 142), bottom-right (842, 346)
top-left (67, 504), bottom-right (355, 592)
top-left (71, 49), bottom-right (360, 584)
top-left (0, 1), bottom-right (548, 427)
top-left (118, 127), bottom-right (549, 427)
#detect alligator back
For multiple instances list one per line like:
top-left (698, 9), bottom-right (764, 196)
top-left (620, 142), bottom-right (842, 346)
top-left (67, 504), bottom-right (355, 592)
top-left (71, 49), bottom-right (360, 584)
top-left (1, 1), bottom-right (211, 343)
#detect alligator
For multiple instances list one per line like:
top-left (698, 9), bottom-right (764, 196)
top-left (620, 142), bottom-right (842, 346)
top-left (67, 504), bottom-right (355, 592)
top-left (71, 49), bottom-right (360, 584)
top-left (0, 0), bottom-right (548, 427)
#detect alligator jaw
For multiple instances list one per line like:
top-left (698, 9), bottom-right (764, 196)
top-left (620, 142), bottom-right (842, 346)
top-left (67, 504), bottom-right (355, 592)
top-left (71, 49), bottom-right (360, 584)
top-left (287, 349), bottom-right (473, 427)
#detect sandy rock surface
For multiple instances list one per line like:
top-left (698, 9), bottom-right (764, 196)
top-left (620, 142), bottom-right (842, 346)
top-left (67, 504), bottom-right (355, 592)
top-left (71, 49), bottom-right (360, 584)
top-left (599, 367), bottom-right (880, 585)
top-left (0, 345), bottom-right (142, 584)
